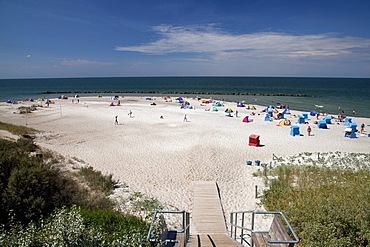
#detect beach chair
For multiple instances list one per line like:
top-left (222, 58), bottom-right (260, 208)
top-left (344, 123), bottom-right (357, 138)
top-left (318, 121), bottom-right (327, 129)
top-left (344, 117), bottom-right (352, 126)
top-left (297, 116), bottom-right (305, 124)
top-left (324, 116), bottom-right (332, 124)
top-left (290, 126), bottom-right (300, 136)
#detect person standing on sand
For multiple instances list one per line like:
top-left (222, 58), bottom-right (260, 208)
top-left (115, 115), bottom-right (118, 125)
top-left (183, 114), bottom-right (187, 122)
top-left (361, 123), bottom-right (365, 133)
top-left (307, 125), bottom-right (312, 136)
top-left (128, 110), bottom-right (132, 118)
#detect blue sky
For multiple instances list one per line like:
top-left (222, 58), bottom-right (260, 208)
top-left (1, 0), bottom-right (370, 78)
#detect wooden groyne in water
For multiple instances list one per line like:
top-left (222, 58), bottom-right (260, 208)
top-left (41, 90), bottom-right (311, 97)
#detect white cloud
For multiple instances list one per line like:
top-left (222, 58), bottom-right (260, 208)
top-left (115, 25), bottom-right (370, 61)
top-left (60, 59), bottom-right (115, 66)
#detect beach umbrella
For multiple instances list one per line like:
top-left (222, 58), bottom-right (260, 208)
top-left (225, 108), bottom-right (233, 113)
top-left (310, 111), bottom-right (317, 116)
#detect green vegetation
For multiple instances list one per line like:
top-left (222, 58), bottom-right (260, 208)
top-left (261, 152), bottom-right (370, 247)
top-left (0, 206), bottom-right (150, 246)
top-left (78, 166), bottom-right (116, 195)
top-left (0, 120), bottom-right (38, 136)
top-left (17, 106), bottom-right (35, 114)
top-left (0, 133), bottom-right (155, 246)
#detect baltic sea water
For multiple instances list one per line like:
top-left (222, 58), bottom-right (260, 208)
top-left (0, 77), bottom-right (369, 117)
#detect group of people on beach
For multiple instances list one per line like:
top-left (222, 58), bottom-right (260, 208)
top-left (114, 110), bottom-right (133, 125)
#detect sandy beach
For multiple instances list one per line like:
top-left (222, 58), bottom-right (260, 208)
top-left (1, 96), bottom-right (369, 227)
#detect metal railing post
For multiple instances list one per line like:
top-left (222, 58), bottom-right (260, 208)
top-left (186, 212), bottom-right (190, 246)
top-left (241, 212), bottom-right (245, 245)
top-left (230, 213), bottom-right (234, 240)
top-left (234, 213), bottom-right (237, 240)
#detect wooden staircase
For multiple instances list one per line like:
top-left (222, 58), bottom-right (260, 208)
top-left (187, 181), bottom-right (241, 247)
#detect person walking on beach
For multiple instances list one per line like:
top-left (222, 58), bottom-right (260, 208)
top-left (115, 115), bottom-right (118, 125)
top-left (361, 123), bottom-right (365, 133)
top-left (307, 125), bottom-right (312, 136)
top-left (183, 114), bottom-right (188, 122)
top-left (128, 110), bottom-right (132, 118)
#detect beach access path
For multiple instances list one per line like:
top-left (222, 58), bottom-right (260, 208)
top-left (188, 181), bottom-right (241, 247)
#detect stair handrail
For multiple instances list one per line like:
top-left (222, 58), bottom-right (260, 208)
top-left (229, 211), bottom-right (299, 246)
top-left (147, 210), bottom-right (190, 246)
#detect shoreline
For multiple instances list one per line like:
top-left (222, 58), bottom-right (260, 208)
top-left (41, 91), bottom-right (311, 97)
top-left (1, 95), bottom-right (369, 223)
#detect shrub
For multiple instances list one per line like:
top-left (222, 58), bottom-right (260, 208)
top-left (0, 138), bottom-right (85, 226)
top-left (0, 206), bottom-right (151, 247)
top-left (78, 166), bottom-right (116, 195)
top-left (17, 106), bottom-right (32, 114)
top-left (80, 208), bottom-right (150, 244)
top-left (261, 155), bottom-right (370, 246)
top-left (0, 133), bottom-right (155, 246)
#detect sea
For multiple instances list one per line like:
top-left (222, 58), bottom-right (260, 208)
top-left (0, 77), bottom-right (369, 118)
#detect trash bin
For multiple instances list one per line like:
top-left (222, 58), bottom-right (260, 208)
top-left (249, 134), bottom-right (260, 146)
top-left (255, 160), bottom-right (261, 166)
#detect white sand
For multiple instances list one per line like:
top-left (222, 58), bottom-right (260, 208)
top-left (1, 96), bottom-right (369, 223)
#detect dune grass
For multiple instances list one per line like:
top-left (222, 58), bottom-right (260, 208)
top-left (260, 152), bottom-right (370, 247)
top-left (0, 121), bottom-right (39, 136)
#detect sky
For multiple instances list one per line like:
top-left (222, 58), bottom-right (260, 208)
top-left (1, 0), bottom-right (370, 79)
